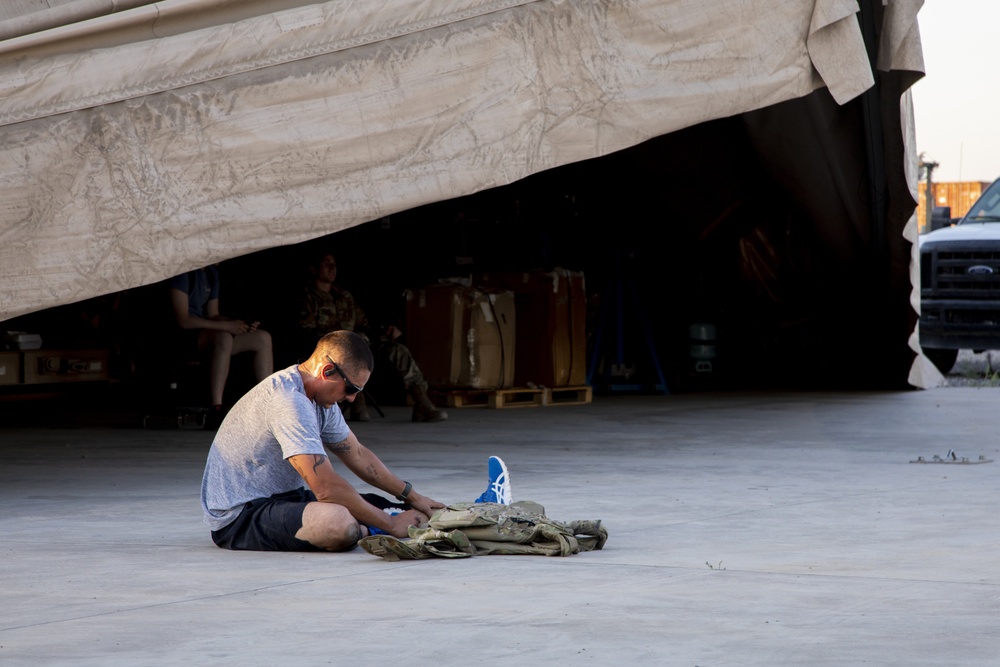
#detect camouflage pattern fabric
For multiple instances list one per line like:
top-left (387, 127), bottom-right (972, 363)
top-left (298, 284), bottom-right (427, 390)
top-left (359, 501), bottom-right (608, 561)
top-left (298, 284), bottom-right (371, 343)
top-left (374, 338), bottom-right (426, 390)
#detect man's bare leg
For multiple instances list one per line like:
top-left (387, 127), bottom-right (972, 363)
top-left (199, 330), bottom-right (234, 407)
top-left (232, 329), bottom-right (273, 381)
top-left (296, 502), bottom-right (362, 551)
top-left (199, 329), bottom-right (272, 407)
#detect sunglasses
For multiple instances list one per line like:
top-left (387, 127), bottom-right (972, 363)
top-left (325, 356), bottom-right (363, 395)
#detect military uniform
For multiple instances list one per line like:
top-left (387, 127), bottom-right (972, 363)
top-left (298, 284), bottom-right (369, 344)
top-left (359, 501), bottom-right (608, 560)
top-left (298, 284), bottom-right (426, 390)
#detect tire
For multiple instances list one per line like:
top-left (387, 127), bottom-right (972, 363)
top-left (924, 348), bottom-right (958, 375)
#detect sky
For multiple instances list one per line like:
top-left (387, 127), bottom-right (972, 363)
top-left (911, 1), bottom-right (1000, 183)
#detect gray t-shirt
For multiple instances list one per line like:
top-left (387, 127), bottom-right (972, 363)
top-left (200, 365), bottom-right (352, 531)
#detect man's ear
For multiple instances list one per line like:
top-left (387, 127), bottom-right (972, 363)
top-left (323, 365), bottom-right (334, 378)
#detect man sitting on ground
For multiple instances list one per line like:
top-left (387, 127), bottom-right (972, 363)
top-left (201, 330), bottom-right (510, 551)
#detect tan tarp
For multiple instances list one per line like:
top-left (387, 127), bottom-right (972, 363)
top-left (0, 0), bottom-right (923, 334)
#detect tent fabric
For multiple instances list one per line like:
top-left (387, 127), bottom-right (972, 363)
top-left (899, 87), bottom-right (946, 389)
top-left (0, 0), bottom-right (923, 329)
top-left (0, 0), bottom-right (152, 43)
top-left (0, 0), bottom-right (360, 62)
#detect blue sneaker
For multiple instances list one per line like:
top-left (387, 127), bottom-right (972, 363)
top-left (475, 455), bottom-right (511, 505)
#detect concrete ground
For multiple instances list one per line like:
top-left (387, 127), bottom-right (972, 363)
top-left (947, 349), bottom-right (1000, 387)
top-left (2, 388), bottom-right (999, 666)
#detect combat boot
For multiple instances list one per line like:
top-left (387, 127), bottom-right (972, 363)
top-left (409, 384), bottom-right (447, 422)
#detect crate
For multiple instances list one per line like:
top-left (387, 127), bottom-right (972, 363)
top-left (22, 349), bottom-right (111, 385)
top-left (475, 269), bottom-right (587, 388)
top-left (0, 351), bottom-right (20, 385)
top-left (405, 283), bottom-right (516, 389)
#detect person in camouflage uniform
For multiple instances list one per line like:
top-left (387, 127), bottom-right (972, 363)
top-left (296, 251), bottom-right (447, 423)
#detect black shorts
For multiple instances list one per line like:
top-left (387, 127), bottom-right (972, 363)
top-left (211, 489), bottom-right (410, 552)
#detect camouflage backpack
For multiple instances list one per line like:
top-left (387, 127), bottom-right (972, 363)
top-left (359, 501), bottom-right (608, 561)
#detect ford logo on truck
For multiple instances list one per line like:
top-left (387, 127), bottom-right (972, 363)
top-left (966, 265), bottom-right (995, 275)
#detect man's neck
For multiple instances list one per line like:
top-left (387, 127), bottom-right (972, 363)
top-left (314, 279), bottom-right (332, 292)
top-left (297, 364), bottom-right (320, 402)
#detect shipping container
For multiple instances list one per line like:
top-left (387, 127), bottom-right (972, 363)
top-left (917, 181), bottom-right (991, 234)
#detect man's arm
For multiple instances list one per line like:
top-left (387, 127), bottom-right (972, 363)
top-left (324, 431), bottom-right (445, 518)
top-left (170, 289), bottom-right (249, 334)
top-left (286, 452), bottom-right (426, 537)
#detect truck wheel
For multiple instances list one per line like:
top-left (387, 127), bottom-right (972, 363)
top-left (925, 348), bottom-right (958, 375)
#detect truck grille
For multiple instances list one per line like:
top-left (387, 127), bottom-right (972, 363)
top-left (923, 249), bottom-right (1000, 297)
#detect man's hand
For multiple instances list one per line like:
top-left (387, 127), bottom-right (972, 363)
top-left (405, 490), bottom-right (446, 520)
top-left (220, 319), bottom-right (250, 335)
top-left (230, 319), bottom-right (260, 334)
top-left (385, 509), bottom-right (428, 537)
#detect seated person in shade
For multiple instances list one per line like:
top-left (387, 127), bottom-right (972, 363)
top-left (295, 250), bottom-right (446, 423)
top-left (201, 329), bottom-right (512, 551)
top-left (169, 265), bottom-right (273, 422)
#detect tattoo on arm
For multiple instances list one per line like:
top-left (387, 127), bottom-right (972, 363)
top-left (365, 464), bottom-right (377, 480)
top-left (290, 454), bottom-right (327, 478)
top-left (325, 439), bottom-right (351, 454)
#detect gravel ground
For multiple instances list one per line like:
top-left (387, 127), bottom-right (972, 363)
top-left (944, 349), bottom-right (1000, 387)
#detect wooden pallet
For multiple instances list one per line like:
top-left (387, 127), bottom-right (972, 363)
top-left (441, 387), bottom-right (545, 409)
top-left (542, 385), bottom-right (593, 406)
top-left (436, 385), bottom-right (592, 409)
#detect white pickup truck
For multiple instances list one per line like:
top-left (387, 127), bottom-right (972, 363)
top-left (919, 177), bottom-right (1000, 373)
